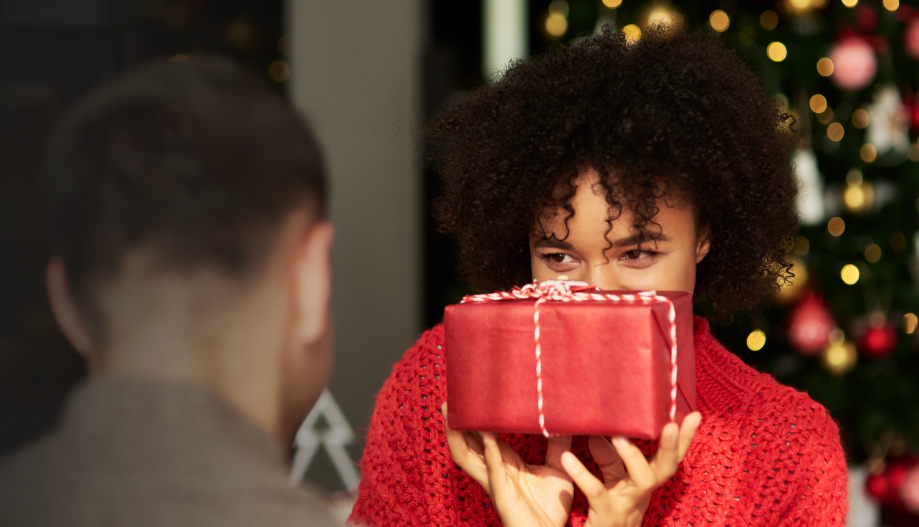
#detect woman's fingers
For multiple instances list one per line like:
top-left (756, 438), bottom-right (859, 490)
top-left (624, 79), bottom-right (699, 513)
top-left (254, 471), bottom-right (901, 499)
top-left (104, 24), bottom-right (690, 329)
top-left (610, 436), bottom-right (656, 490)
top-left (647, 413), bottom-right (702, 484)
top-left (545, 434), bottom-right (573, 471)
top-left (648, 422), bottom-right (680, 482)
top-left (442, 403), bottom-right (490, 490)
top-left (677, 412), bottom-right (702, 460)
top-left (561, 451), bottom-right (613, 517)
top-left (587, 435), bottom-right (625, 483)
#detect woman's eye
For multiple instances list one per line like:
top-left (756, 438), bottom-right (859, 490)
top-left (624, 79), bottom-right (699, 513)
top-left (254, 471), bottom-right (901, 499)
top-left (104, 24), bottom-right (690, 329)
top-left (623, 250), bottom-right (656, 260)
top-left (549, 253), bottom-right (571, 263)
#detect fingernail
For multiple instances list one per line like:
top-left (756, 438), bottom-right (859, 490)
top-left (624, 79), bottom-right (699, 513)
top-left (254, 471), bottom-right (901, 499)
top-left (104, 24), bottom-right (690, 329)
top-left (613, 436), bottom-right (629, 448)
top-left (561, 451), bottom-right (574, 467)
top-left (669, 425), bottom-right (679, 443)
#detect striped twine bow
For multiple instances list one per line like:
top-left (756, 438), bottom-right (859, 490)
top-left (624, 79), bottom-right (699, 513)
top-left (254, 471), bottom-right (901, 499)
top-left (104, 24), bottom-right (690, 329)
top-left (461, 280), bottom-right (678, 438)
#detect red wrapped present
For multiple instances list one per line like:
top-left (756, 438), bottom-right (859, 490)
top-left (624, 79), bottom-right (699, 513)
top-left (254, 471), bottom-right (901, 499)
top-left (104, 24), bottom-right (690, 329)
top-left (445, 281), bottom-right (695, 439)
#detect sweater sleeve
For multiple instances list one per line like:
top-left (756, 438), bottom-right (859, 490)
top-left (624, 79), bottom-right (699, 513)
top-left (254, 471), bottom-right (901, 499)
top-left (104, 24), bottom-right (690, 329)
top-left (350, 327), bottom-right (497, 527)
top-left (774, 401), bottom-right (849, 526)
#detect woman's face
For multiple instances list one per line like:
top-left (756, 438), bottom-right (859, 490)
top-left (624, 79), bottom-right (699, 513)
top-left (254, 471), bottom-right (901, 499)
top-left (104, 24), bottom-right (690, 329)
top-left (529, 169), bottom-right (710, 292)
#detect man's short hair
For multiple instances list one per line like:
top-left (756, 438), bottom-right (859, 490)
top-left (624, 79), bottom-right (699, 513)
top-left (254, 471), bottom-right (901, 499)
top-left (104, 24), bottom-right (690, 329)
top-left (43, 54), bottom-right (326, 310)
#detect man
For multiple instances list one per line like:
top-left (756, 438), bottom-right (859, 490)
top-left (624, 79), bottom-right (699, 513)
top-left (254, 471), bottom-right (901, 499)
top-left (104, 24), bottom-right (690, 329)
top-left (0, 55), bottom-right (338, 526)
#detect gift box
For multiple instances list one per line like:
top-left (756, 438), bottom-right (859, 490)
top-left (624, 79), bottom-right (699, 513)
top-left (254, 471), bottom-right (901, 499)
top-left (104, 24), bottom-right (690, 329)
top-left (445, 282), bottom-right (695, 439)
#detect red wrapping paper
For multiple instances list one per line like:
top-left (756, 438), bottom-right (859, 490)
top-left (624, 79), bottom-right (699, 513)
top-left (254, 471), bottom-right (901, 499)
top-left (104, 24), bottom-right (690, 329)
top-left (445, 290), bottom-right (695, 439)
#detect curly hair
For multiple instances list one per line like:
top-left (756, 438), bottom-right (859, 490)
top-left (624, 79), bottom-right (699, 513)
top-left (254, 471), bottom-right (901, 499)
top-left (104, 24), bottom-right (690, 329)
top-left (430, 25), bottom-right (799, 318)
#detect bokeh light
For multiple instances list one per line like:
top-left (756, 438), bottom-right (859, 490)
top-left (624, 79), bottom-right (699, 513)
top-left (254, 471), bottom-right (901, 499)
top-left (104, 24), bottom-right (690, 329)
top-left (852, 108), bottom-right (869, 128)
top-left (827, 122), bottom-right (844, 141)
top-left (767, 42), bottom-right (787, 62)
top-left (860, 143), bottom-right (877, 163)
top-left (747, 330), bottom-right (767, 351)
top-left (795, 236), bottom-right (810, 255)
top-left (865, 244), bottom-right (881, 263)
top-left (905, 313), bottom-right (918, 334)
top-left (760, 10), bottom-right (779, 30)
top-left (828, 216), bottom-right (845, 236)
top-left (841, 264), bottom-right (860, 285)
top-left (268, 60), bottom-right (290, 83)
top-left (623, 24), bottom-right (641, 43)
top-left (545, 13), bottom-right (567, 37)
top-left (817, 57), bottom-right (834, 76)
top-left (823, 340), bottom-right (857, 375)
top-left (810, 94), bottom-right (827, 113)
top-left (842, 0), bottom-right (858, 7)
top-left (710, 10), bottom-right (730, 32)
top-left (883, 0), bottom-right (899, 11)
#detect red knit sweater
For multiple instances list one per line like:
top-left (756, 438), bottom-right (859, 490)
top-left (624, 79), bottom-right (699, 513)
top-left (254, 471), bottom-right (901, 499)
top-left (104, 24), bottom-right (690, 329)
top-left (350, 317), bottom-right (848, 526)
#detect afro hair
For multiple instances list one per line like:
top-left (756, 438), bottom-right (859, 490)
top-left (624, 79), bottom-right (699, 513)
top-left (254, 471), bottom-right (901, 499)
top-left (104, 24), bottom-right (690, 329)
top-left (430, 25), bottom-right (799, 318)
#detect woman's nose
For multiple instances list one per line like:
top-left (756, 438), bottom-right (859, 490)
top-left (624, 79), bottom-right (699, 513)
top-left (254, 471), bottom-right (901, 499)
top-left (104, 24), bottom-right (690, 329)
top-left (587, 265), bottom-right (626, 291)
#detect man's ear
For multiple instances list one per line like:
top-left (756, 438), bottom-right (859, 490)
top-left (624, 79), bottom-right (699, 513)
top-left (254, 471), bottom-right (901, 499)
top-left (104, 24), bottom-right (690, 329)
top-left (46, 259), bottom-right (94, 356)
top-left (293, 221), bottom-right (334, 345)
top-left (696, 225), bottom-right (712, 264)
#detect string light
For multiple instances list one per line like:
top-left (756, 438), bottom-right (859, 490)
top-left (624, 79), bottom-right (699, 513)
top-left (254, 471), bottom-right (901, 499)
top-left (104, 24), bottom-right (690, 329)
top-left (623, 24), bottom-right (641, 44)
top-left (844, 169), bottom-right (873, 213)
top-left (747, 330), bottom-right (767, 351)
top-left (860, 143), bottom-right (877, 162)
top-left (760, 10), bottom-right (779, 30)
top-left (603, 0), bottom-right (622, 7)
top-left (828, 217), bottom-right (845, 236)
top-left (545, 13), bottom-right (567, 36)
top-left (817, 107), bottom-right (834, 124)
top-left (852, 108), bottom-right (869, 128)
top-left (905, 313), bottom-right (918, 334)
top-left (883, 0), bottom-right (899, 11)
top-left (817, 57), bottom-right (834, 76)
top-left (810, 94), bottom-right (828, 113)
top-left (865, 244), bottom-right (881, 263)
top-left (767, 42), bottom-right (788, 62)
top-left (545, 1), bottom-right (569, 37)
top-left (710, 10), bottom-right (730, 32)
top-left (827, 122), bottom-right (844, 141)
top-left (841, 264), bottom-right (860, 285)
top-left (841, 0), bottom-right (858, 7)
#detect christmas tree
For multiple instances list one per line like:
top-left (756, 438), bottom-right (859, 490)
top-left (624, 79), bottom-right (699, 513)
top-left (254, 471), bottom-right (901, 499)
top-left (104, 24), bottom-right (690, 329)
top-left (532, 0), bottom-right (919, 518)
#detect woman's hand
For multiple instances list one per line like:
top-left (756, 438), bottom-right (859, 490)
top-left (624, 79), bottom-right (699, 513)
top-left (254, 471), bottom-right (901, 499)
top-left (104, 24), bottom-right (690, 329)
top-left (442, 402), bottom-right (574, 527)
top-left (560, 412), bottom-right (702, 527)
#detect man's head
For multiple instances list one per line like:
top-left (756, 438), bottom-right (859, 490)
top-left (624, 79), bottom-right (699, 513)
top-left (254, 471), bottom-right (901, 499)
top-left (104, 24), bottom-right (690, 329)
top-left (43, 55), bottom-right (333, 441)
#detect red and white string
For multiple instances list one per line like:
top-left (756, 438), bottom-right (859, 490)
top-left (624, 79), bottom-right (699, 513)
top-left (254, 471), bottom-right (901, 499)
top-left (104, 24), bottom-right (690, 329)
top-left (462, 280), bottom-right (678, 438)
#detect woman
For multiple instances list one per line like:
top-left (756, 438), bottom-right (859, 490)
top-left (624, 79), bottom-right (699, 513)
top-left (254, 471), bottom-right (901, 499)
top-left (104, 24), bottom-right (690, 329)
top-left (350, 26), bottom-right (847, 526)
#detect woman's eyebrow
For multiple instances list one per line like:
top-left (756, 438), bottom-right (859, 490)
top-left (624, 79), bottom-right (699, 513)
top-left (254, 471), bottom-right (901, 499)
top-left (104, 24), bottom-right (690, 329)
top-left (533, 238), bottom-right (575, 250)
top-left (610, 233), bottom-right (671, 247)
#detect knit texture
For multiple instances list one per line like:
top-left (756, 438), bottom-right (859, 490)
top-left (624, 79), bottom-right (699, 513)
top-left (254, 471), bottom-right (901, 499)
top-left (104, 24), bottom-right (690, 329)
top-left (349, 317), bottom-right (848, 526)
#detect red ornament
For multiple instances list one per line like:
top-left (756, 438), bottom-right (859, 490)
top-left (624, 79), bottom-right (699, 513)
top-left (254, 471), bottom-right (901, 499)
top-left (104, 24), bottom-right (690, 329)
top-left (906, 19), bottom-right (919, 60)
top-left (786, 292), bottom-right (835, 356)
top-left (859, 323), bottom-right (898, 359)
top-left (866, 456), bottom-right (919, 509)
top-left (829, 37), bottom-right (877, 91)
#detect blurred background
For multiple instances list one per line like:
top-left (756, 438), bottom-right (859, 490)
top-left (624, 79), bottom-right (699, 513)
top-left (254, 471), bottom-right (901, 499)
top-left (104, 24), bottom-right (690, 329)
top-left (1, 0), bottom-right (918, 525)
